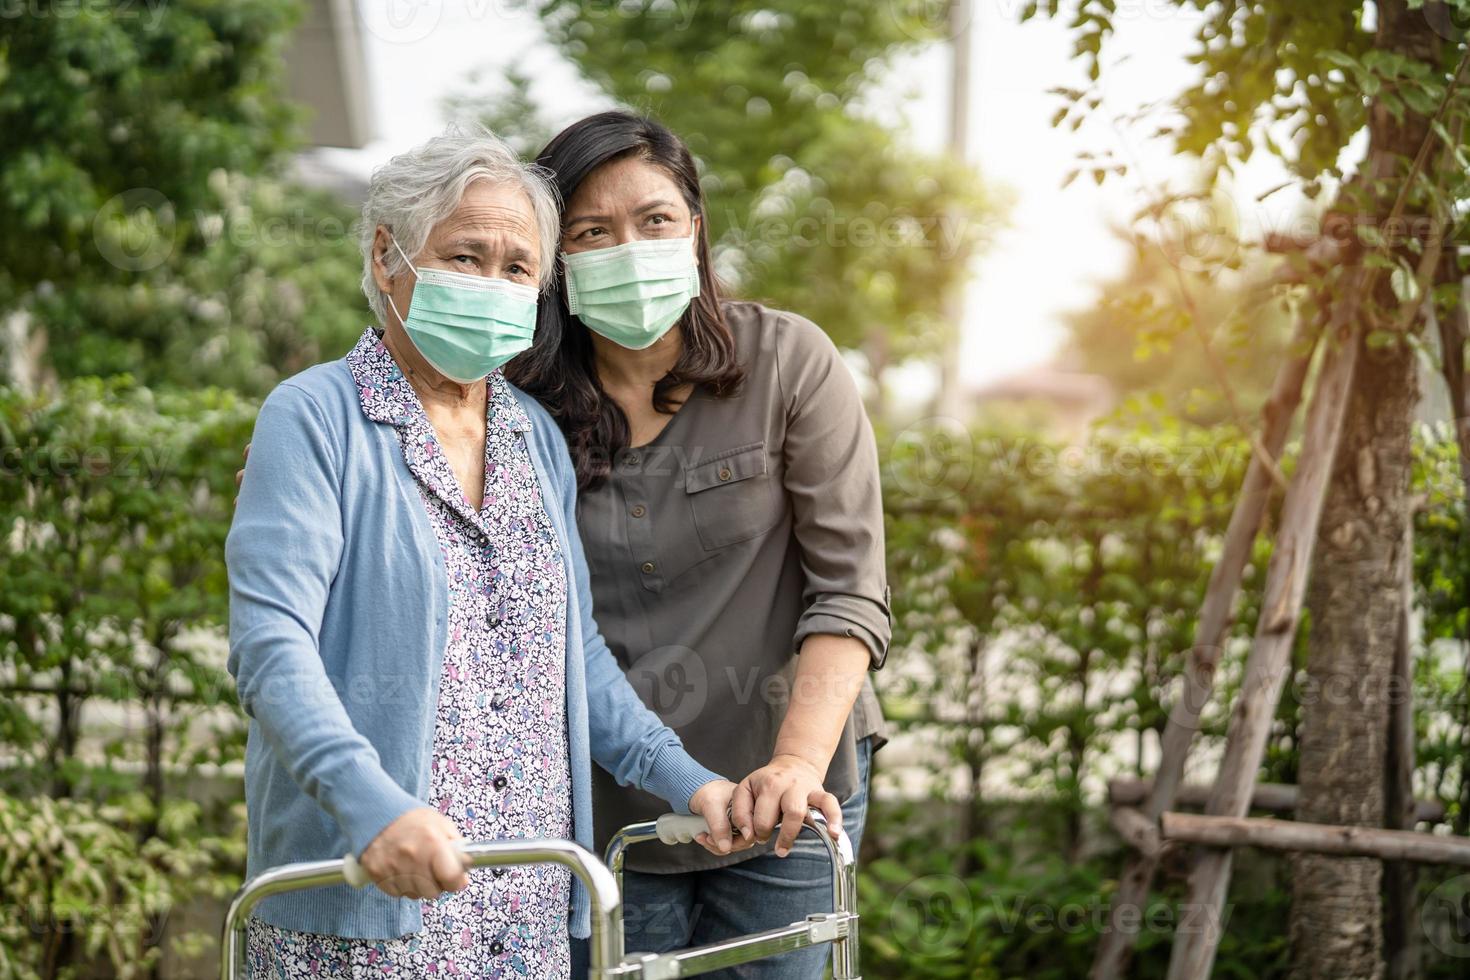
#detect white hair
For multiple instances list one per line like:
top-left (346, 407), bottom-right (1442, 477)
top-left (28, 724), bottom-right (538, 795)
top-left (357, 126), bottom-right (561, 323)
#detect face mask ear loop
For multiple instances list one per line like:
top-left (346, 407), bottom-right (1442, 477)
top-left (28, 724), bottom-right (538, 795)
top-left (383, 236), bottom-right (419, 329)
top-left (561, 252), bottom-right (582, 314)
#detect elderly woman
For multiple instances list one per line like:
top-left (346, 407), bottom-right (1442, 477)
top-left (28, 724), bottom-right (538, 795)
top-left (227, 131), bottom-right (743, 979)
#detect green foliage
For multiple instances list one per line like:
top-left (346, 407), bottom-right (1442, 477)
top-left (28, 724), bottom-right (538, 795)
top-left (1027, 0), bottom-right (1377, 183)
top-left (880, 418), bottom-right (1260, 850)
top-left (857, 796), bottom-right (1295, 980)
top-left (874, 418), bottom-right (1470, 974)
top-left (0, 791), bottom-right (240, 980)
top-left (1061, 230), bottom-right (1299, 426)
top-left (0, 0), bottom-right (367, 394)
top-left (0, 378), bottom-right (256, 974)
top-left (0, 0), bottom-right (301, 296)
top-left (446, 62), bottom-right (557, 161)
top-left (724, 113), bottom-right (997, 361)
top-left (31, 173), bottom-right (368, 394)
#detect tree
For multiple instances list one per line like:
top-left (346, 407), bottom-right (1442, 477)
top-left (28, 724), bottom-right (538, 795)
top-left (0, 378), bottom-right (256, 976)
top-left (445, 62), bottom-right (557, 161)
top-left (532, 0), bottom-right (1001, 406)
top-left (1028, 0), bottom-right (1470, 975)
top-left (0, 0), bottom-right (366, 394)
top-left (1061, 226), bottom-right (1297, 428)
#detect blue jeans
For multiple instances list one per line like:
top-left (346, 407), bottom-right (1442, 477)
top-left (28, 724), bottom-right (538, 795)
top-left (572, 737), bottom-right (872, 980)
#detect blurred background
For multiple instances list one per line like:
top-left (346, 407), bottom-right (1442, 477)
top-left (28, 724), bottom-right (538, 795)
top-left (5, 1), bottom-right (1470, 977)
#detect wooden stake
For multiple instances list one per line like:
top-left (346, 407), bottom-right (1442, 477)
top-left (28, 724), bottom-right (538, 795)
top-left (1089, 311), bottom-right (1323, 980)
top-left (1107, 778), bottom-right (1445, 824)
top-left (1160, 812), bottom-right (1470, 868)
top-left (1164, 297), bottom-right (1364, 980)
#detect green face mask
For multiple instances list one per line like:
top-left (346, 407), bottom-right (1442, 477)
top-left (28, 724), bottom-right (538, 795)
top-left (385, 238), bottom-right (539, 383)
top-left (563, 237), bottom-right (701, 350)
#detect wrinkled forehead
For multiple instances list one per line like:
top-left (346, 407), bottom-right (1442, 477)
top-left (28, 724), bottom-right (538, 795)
top-left (429, 179), bottom-right (540, 256)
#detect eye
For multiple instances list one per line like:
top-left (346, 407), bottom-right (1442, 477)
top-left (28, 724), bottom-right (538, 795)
top-left (506, 263), bottom-right (531, 278)
top-left (646, 213), bottom-right (675, 228)
top-left (452, 254), bottom-right (476, 266)
top-left (576, 226), bottom-right (606, 241)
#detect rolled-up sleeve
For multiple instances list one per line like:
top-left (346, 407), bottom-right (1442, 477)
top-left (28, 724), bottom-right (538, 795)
top-left (776, 314), bottom-right (892, 668)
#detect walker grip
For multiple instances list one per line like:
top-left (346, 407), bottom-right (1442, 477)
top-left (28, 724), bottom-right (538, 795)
top-left (341, 844), bottom-right (471, 890)
top-left (654, 813), bottom-right (710, 845)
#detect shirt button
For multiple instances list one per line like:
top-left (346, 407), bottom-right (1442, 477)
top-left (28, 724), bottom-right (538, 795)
top-left (625, 452), bottom-right (641, 467)
top-left (640, 561), bottom-right (655, 574)
top-left (493, 775), bottom-right (509, 790)
top-left (486, 610), bottom-right (501, 626)
top-left (489, 940), bottom-right (505, 955)
top-left (491, 868), bottom-right (508, 878)
top-left (718, 467), bottom-right (732, 481)
top-left (631, 505), bottom-right (646, 518)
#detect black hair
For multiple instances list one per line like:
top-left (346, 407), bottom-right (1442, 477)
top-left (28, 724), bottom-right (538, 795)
top-left (504, 110), bottom-right (744, 491)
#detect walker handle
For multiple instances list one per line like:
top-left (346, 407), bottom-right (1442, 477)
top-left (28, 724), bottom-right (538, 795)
top-left (653, 810), bottom-right (835, 845)
top-left (341, 843), bottom-right (471, 889)
top-left (654, 813), bottom-right (713, 845)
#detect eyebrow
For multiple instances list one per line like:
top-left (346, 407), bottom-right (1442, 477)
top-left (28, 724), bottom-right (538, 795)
top-left (563, 198), bottom-right (681, 228)
top-left (442, 238), bottom-right (488, 255)
top-left (563, 210), bottom-right (609, 228)
top-left (442, 238), bottom-right (537, 266)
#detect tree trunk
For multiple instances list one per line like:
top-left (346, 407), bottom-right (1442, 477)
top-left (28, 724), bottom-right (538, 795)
top-left (1288, 4), bottom-right (1439, 977)
top-left (1289, 262), bottom-right (1423, 980)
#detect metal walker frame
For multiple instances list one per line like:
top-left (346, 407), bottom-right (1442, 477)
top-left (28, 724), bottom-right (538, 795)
top-left (221, 808), bottom-right (861, 979)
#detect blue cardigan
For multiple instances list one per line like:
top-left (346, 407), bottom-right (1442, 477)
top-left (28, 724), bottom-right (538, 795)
top-left (226, 356), bottom-right (721, 940)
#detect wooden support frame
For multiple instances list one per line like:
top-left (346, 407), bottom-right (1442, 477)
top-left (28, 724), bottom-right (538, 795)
top-left (1163, 296), bottom-right (1364, 980)
top-left (1160, 812), bottom-right (1470, 868)
top-left (1090, 38), bottom-right (1470, 978)
top-left (1088, 309), bottom-right (1326, 980)
top-left (1107, 778), bottom-right (1446, 824)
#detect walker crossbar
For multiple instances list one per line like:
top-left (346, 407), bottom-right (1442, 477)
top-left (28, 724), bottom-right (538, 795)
top-left (600, 809), bottom-right (860, 979)
top-left (220, 807), bottom-right (860, 979)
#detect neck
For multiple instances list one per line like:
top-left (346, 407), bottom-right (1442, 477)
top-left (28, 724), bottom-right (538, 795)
top-left (381, 321), bottom-right (484, 410)
top-left (591, 325), bottom-right (684, 391)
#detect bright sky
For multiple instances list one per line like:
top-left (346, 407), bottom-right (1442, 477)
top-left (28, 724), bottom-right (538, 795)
top-left (324, 0), bottom-right (1309, 390)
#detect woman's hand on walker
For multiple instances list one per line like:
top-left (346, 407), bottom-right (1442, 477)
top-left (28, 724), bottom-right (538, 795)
top-left (731, 755), bottom-right (842, 858)
top-left (687, 779), bottom-right (753, 857)
top-left (359, 807), bottom-right (472, 899)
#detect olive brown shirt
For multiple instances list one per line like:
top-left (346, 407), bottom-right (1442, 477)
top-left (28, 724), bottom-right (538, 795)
top-left (579, 300), bottom-right (890, 873)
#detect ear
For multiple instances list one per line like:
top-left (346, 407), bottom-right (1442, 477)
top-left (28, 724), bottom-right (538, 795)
top-left (690, 214), bottom-right (702, 266)
top-left (370, 225), bottom-right (395, 296)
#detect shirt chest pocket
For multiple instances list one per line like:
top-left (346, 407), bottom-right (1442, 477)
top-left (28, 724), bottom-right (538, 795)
top-left (684, 442), bottom-right (783, 551)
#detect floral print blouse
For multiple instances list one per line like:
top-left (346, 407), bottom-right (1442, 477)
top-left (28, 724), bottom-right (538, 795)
top-left (247, 329), bottom-right (572, 978)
